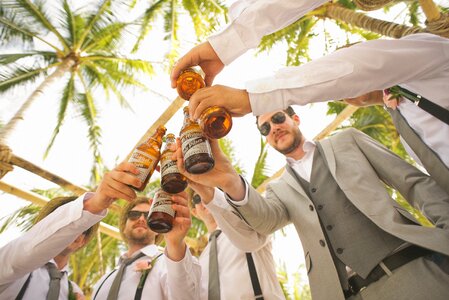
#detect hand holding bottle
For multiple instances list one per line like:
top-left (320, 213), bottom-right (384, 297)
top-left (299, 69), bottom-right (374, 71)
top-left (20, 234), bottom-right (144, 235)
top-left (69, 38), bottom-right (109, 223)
top-left (170, 41), bottom-right (224, 88)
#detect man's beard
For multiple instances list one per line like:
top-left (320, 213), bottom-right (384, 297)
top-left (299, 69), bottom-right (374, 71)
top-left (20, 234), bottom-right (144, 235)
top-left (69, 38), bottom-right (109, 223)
top-left (275, 127), bottom-right (302, 155)
top-left (125, 227), bottom-right (154, 245)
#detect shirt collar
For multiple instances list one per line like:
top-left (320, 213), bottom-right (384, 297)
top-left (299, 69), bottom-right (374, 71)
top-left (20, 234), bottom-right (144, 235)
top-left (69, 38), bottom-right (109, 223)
top-left (286, 139), bottom-right (316, 166)
top-left (120, 244), bottom-right (160, 263)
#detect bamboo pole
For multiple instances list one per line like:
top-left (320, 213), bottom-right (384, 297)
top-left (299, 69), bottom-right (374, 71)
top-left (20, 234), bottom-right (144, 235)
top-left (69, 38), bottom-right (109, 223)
top-left (126, 96), bottom-right (185, 161)
top-left (0, 180), bottom-right (121, 240)
top-left (418, 0), bottom-right (442, 22)
top-left (256, 104), bottom-right (358, 193)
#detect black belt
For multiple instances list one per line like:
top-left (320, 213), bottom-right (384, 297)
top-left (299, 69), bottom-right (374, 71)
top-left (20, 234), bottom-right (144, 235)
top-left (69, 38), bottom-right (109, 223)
top-left (345, 246), bottom-right (432, 298)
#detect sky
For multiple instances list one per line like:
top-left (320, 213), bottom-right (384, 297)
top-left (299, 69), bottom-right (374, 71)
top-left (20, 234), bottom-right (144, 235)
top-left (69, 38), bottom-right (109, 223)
top-left (1, 0), bottom-right (439, 292)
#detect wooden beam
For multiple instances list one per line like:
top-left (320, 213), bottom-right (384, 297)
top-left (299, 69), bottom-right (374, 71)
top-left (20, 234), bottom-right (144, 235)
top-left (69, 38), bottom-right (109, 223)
top-left (0, 180), bottom-right (121, 240)
top-left (126, 97), bottom-right (185, 161)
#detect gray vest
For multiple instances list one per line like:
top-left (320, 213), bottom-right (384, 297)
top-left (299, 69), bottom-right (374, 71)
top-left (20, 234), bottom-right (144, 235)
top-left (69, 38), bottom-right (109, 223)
top-left (289, 145), bottom-right (405, 286)
top-left (389, 109), bottom-right (449, 196)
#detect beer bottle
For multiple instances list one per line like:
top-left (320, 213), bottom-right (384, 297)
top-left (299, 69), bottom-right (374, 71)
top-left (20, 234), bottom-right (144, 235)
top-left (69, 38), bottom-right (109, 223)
top-left (176, 68), bottom-right (232, 139)
top-left (128, 125), bottom-right (166, 191)
top-left (147, 189), bottom-right (174, 233)
top-left (180, 106), bottom-right (215, 174)
top-left (160, 133), bottom-right (187, 193)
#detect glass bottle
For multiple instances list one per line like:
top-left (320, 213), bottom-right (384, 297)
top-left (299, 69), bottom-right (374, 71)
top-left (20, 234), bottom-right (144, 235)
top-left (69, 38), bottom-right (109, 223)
top-left (179, 106), bottom-right (215, 174)
top-left (160, 133), bottom-right (187, 193)
top-left (176, 68), bottom-right (232, 139)
top-left (128, 125), bottom-right (166, 191)
top-left (147, 189), bottom-right (174, 233)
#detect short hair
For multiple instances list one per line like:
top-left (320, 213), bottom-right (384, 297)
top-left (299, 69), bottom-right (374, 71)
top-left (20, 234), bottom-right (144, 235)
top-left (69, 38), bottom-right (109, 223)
top-left (35, 196), bottom-right (99, 244)
top-left (119, 197), bottom-right (164, 245)
top-left (255, 106), bottom-right (296, 125)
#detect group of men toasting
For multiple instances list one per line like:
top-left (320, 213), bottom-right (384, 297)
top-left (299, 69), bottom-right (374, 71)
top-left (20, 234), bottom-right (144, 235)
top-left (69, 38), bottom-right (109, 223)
top-left (1, 0), bottom-right (449, 299)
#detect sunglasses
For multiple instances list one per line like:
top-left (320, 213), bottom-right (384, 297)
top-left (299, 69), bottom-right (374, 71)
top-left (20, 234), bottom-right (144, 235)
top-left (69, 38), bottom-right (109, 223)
top-left (258, 112), bottom-right (287, 136)
top-left (127, 210), bottom-right (149, 221)
top-left (192, 194), bottom-right (201, 205)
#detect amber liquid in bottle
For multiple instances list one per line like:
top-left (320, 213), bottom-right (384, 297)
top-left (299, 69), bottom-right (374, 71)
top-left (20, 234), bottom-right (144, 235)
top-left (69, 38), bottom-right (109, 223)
top-left (180, 106), bottom-right (215, 174)
top-left (176, 68), bottom-right (232, 139)
top-left (160, 133), bottom-right (187, 193)
top-left (147, 189), bottom-right (174, 233)
top-left (128, 125), bottom-right (166, 191)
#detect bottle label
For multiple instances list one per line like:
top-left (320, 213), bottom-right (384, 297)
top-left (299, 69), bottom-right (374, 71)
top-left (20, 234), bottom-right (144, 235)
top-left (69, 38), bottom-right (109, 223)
top-left (150, 192), bottom-right (175, 217)
top-left (161, 152), bottom-right (180, 176)
top-left (181, 129), bottom-right (211, 161)
top-left (128, 150), bottom-right (158, 183)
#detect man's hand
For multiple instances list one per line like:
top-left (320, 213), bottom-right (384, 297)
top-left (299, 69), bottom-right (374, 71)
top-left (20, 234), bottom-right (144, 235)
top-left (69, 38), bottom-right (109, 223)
top-left (383, 89), bottom-right (400, 110)
top-left (165, 192), bottom-right (191, 261)
top-left (189, 85), bottom-right (252, 120)
top-left (175, 138), bottom-right (246, 201)
top-left (84, 162), bottom-right (140, 214)
top-left (171, 41), bottom-right (224, 88)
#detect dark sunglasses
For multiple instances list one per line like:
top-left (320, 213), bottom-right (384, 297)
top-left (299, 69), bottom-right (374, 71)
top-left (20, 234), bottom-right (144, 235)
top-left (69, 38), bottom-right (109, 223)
top-left (192, 194), bottom-right (201, 205)
top-left (127, 210), bottom-right (149, 221)
top-left (258, 112), bottom-right (287, 136)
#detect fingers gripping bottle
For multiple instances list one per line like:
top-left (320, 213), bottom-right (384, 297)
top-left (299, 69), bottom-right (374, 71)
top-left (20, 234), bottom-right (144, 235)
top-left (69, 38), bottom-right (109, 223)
top-left (176, 68), bottom-right (232, 139)
top-left (180, 106), bottom-right (215, 174)
top-left (128, 125), bottom-right (166, 191)
top-left (160, 133), bottom-right (188, 193)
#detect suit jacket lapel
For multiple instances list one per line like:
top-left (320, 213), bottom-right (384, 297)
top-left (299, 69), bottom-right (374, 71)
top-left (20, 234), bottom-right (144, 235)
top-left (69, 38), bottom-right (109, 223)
top-left (316, 139), bottom-right (337, 177)
top-left (283, 164), bottom-right (310, 199)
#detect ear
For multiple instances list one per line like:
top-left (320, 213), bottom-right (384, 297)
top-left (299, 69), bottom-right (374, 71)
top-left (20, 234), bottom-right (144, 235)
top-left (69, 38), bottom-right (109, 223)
top-left (292, 114), bottom-right (300, 126)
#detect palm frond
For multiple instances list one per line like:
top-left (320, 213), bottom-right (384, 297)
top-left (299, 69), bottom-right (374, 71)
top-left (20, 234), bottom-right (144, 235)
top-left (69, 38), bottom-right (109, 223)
top-left (0, 63), bottom-right (55, 94)
top-left (83, 21), bottom-right (132, 53)
top-left (0, 204), bottom-right (40, 234)
top-left (218, 138), bottom-right (245, 176)
top-left (182, 0), bottom-right (228, 39)
top-left (43, 73), bottom-right (74, 159)
top-left (251, 137), bottom-right (269, 189)
top-left (0, 51), bottom-right (56, 65)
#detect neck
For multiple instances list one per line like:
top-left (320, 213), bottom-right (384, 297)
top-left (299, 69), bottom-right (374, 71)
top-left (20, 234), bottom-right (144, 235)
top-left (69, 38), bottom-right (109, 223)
top-left (53, 254), bottom-right (69, 270)
top-left (285, 136), bottom-right (306, 160)
top-left (127, 243), bottom-right (149, 257)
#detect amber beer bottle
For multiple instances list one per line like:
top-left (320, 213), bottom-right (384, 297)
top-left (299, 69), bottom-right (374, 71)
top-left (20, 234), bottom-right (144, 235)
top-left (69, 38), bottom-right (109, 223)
top-left (176, 68), bottom-right (232, 139)
top-left (147, 189), bottom-right (174, 233)
top-left (128, 125), bottom-right (166, 191)
top-left (160, 133), bottom-right (187, 193)
top-left (180, 106), bottom-right (215, 174)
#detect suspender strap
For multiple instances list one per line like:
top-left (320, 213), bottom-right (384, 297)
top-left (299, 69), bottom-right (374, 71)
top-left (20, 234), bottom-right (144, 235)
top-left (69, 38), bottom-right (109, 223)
top-left (15, 274), bottom-right (32, 300)
top-left (245, 253), bottom-right (264, 300)
top-left (388, 85), bottom-right (449, 125)
top-left (92, 269), bottom-right (117, 300)
top-left (134, 253), bottom-right (163, 300)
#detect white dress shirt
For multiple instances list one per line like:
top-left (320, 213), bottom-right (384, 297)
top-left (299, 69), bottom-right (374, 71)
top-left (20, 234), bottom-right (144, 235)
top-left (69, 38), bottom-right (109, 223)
top-left (92, 244), bottom-right (201, 300)
top-left (211, 11), bottom-right (449, 170)
top-left (204, 190), bottom-right (285, 300)
top-left (0, 193), bottom-right (105, 299)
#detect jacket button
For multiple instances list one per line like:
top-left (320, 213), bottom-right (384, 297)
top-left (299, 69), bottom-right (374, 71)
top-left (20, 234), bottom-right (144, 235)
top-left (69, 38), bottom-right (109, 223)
top-left (317, 204), bottom-right (323, 210)
top-left (337, 248), bottom-right (344, 254)
top-left (311, 188), bottom-right (317, 193)
top-left (319, 240), bottom-right (326, 247)
top-left (326, 225), bottom-right (333, 231)
top-left (309, 205), bottom-right (314, 211)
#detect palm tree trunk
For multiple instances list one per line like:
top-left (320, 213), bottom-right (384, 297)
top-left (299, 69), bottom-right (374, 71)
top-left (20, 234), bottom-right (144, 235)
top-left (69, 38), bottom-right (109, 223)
top-left (0, 57), bottom-right (75, 145)
top-left (324, 4), bottom-right (425, 38)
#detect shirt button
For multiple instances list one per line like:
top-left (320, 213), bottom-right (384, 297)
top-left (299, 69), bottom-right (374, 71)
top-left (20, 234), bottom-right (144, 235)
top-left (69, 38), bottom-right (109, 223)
top-left (336, 248), bottom-right (344, 254)
top-left (319, 240), bottom-right (326, 247)
top-left (309, 205), bottom-right (314, 211)
top-left (326, 225), bottom-right (333, 231)
top-left (317, 204), bottom-right (323, 210)
top-left (311, 188), bottom-right (317, 193)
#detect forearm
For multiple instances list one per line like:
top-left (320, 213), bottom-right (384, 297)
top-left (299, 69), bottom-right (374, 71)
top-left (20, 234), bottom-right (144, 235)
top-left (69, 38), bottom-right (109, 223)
top-left (0, 194), bottom-right (104, 284)
top-left (247, 33), bottom-right (449, 115)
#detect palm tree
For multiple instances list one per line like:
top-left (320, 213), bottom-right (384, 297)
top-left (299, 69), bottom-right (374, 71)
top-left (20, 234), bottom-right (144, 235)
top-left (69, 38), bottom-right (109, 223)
top-left (131, 0), bottom-right (228, 65)
top-left (0, 0), bottom-right (157, 182)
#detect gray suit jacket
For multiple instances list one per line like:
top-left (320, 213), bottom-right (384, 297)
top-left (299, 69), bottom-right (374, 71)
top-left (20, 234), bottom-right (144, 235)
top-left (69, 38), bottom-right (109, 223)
top-left (230, 128), bottom-right (449, 300)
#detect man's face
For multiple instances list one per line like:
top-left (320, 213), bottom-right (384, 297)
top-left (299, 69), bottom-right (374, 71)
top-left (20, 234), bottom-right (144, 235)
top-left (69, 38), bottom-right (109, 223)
top-left (257, 110), bottom-right (303, 155)
top-left (123, 203), bottom-right (155, 246)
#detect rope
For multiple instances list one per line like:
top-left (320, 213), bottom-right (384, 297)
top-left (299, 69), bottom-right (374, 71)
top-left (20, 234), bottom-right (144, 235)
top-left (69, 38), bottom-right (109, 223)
top-left (354, 0), bottom-right (393, 11)
top-left (0, 144), bottom-right (13, 179)
top-left (426, 13), bottom-right (449, 38)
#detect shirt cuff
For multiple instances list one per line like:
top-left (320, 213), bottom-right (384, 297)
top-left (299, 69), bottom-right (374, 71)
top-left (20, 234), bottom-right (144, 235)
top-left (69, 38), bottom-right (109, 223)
top-left (208, 24), bottom-right (249, 65)
top-left (225, 176), bottom-right (249, 206)
top-left (164, 246), bottom-right (194, 279)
